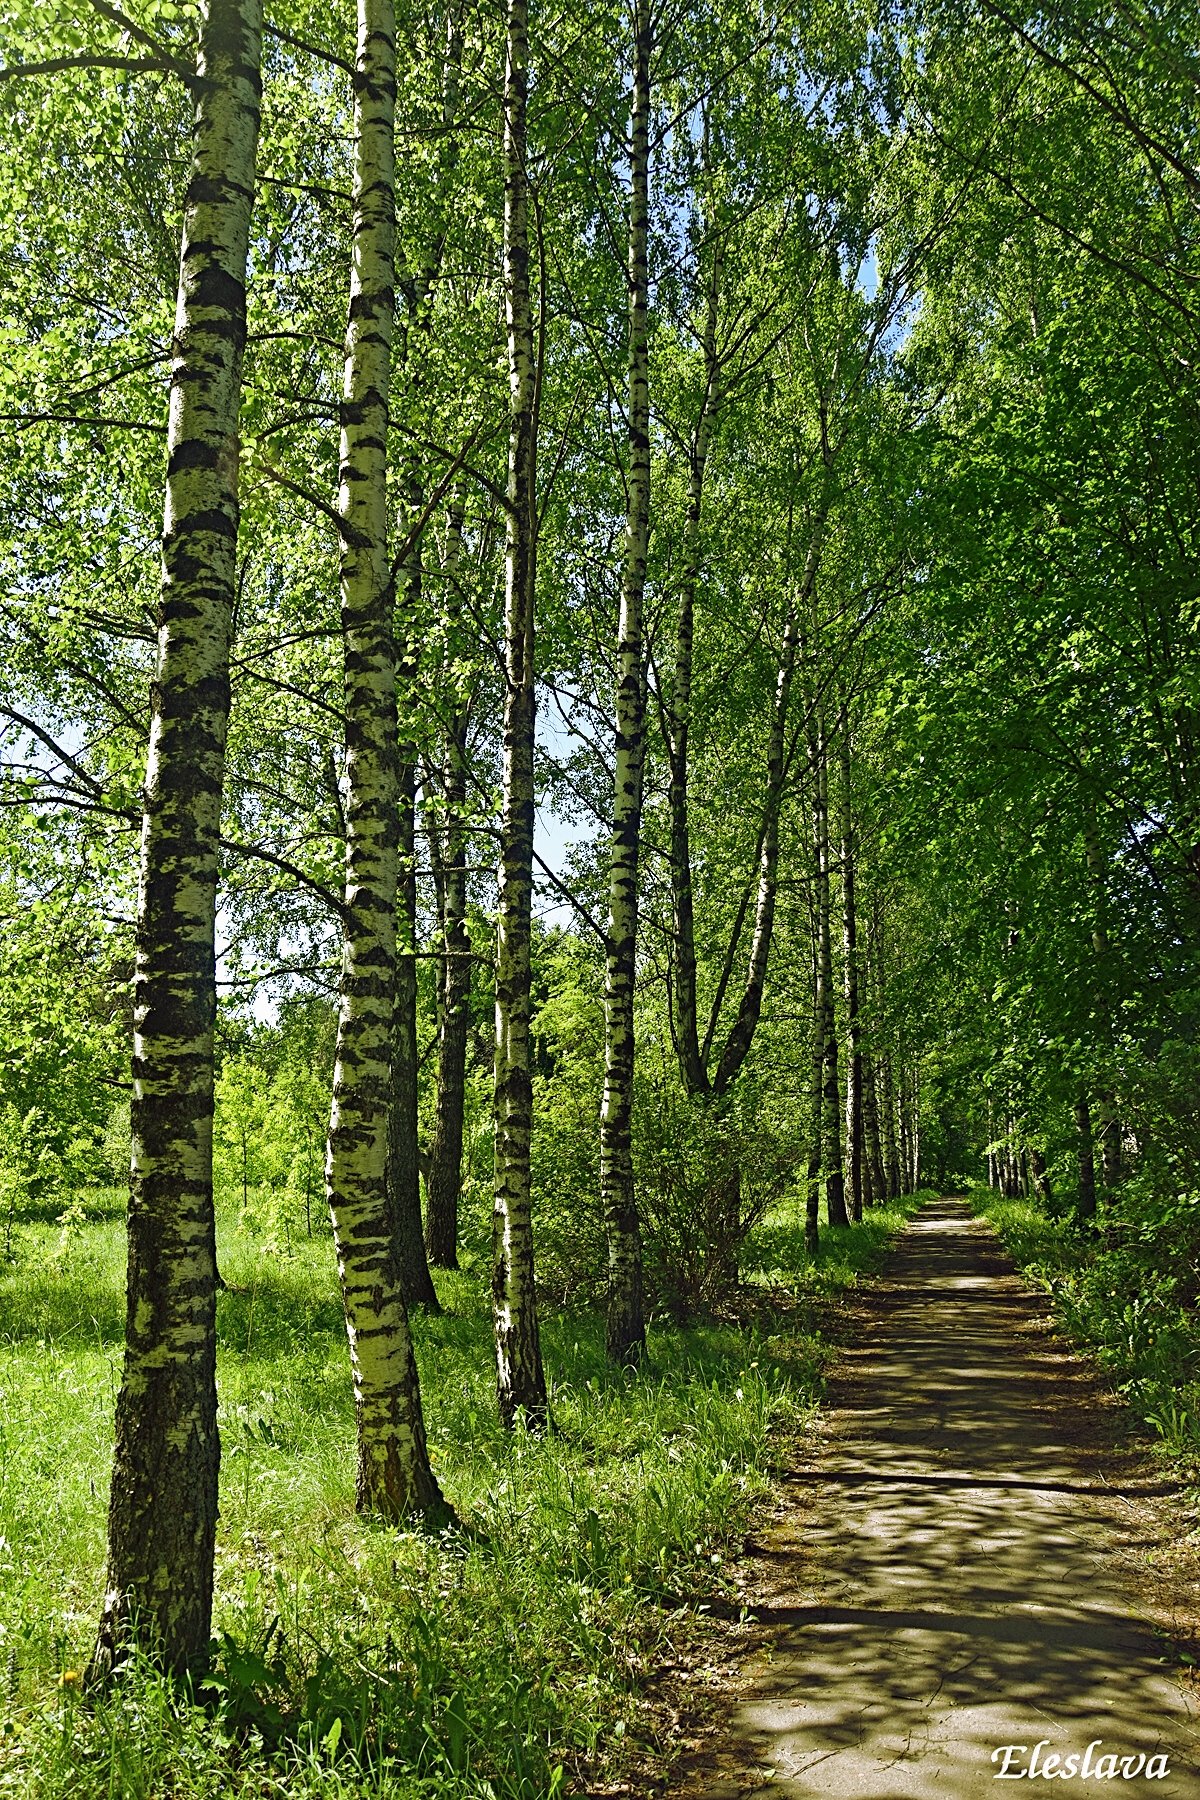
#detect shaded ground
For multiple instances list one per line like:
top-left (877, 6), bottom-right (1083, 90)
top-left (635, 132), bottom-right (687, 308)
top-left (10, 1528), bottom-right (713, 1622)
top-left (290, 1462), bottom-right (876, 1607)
top-left (669, 1198), bottom-right (1200, 1797)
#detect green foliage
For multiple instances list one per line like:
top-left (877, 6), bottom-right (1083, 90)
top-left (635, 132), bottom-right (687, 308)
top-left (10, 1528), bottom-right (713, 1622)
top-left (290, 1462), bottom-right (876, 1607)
top-left (974, 1186), bottom-right (1200, 1462)
top-left (527, 932), bottom-right (606, 1305)
top-left (213, 1000), bottom-right (335, 1253)
top-left (632, 1056), bottom-right (805, 1321)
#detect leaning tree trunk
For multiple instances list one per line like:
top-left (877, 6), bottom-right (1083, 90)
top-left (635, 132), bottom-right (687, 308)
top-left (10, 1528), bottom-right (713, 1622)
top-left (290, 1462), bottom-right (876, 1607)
top-left (665, 217), bottom-right (720, 1099)
top-left (710, 550), bottom-right (812, 1095)
top-left (492, 0), bottom-right (547, 1428)
top-left (599, 0), bottom-right (651, 1368)
top-left (91, 0), bottom-right (263, 1685)
top-left (325, 0), bottom-right (444, 1520)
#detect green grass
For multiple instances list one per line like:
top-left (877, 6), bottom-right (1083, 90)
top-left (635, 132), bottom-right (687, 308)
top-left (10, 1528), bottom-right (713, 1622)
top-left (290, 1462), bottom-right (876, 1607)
top-left (971, 1184), bottom-right (1200, 1464)
top-left (0, 1188), bottom-right (919, 1798)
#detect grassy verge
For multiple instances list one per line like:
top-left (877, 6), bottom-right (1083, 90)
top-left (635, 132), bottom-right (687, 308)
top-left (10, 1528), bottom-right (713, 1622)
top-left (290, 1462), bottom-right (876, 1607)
top-left (0, 1190), bottom-right (921, 1799)
top-left (970, 1183), bottom-right (1200, 1465)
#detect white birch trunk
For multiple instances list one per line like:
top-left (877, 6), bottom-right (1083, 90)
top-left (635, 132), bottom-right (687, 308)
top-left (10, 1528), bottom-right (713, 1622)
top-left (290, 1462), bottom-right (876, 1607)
top-left (667, 225), bottom-right (720, 1097)
top-left (325, 0), bottom-right (444, 1519)
top-left (493, 0), bottom-right (547, 1428)
top-left (599, 0), bottom-right (651, 1367)
top-left (93, 0), bottom-right (262, 1682)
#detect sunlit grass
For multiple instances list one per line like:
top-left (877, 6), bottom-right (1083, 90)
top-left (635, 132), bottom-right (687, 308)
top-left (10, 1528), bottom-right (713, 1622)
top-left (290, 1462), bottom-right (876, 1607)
top-left (0, 1184), bottom-right (914, 1797)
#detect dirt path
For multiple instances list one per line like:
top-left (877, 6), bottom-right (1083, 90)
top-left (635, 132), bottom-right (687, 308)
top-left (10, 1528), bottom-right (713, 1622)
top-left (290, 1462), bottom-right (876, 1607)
top-left (674, 1198), bottom-right (1199, 1797)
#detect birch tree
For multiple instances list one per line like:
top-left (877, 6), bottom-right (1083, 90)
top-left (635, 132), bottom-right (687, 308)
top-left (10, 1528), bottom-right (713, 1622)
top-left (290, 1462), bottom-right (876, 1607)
top-left (599, 0), bottom-right (651, 1369)
top-left (493, 0), bottom-right (548, 1427)
top-left (92, 0), bottom-right (263, 1680)
top-left (324, 0), bottom-right (444, 1518)
top-left (839, 718), bottom-right (864, 1219)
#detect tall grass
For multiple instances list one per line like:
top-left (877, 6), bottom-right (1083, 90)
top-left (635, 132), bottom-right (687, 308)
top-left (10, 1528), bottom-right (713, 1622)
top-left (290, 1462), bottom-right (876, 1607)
top-left (0, 1189), bottom-right (917, 1798)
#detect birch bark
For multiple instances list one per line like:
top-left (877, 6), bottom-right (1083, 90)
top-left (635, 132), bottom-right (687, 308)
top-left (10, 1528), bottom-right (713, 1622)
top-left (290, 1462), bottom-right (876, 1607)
top-left (599, 0), bottom-right (651, 1367)
top-left (493, 0), bottom-right (547, 1427)
top-left (882, 1055), bottom-right (900, 1200)
top-left (389, 742), bottom-right (440, 1310)
top-left (805, 898), bottom-right (823, 1256)
top-left (426, 499), bottom-right (471, 1270)
top-left (387, 8), bottom-right (463, 1307)
top-left (666, 228), bottom-right (720, 1098)
top-left (92, 0), bottom-right (262, 1682)
top-left (838, 723), bottom-right (863, 1222)
top-left (711, 584), bottom-right (802, 1097)
top-left (813, 710), bottom-right (847, 1226)
top-left (325, 0), bottom-right (444, 1518)
top-left (862, 1044), bottom-right (884, 1207)
top-left (862, 910), bottom-right (886, 1205)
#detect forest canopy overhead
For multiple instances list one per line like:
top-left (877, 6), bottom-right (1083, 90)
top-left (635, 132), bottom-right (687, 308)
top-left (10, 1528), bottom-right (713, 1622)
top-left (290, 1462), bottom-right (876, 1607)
top-left (1, 0), bottom-right (1198, 1727)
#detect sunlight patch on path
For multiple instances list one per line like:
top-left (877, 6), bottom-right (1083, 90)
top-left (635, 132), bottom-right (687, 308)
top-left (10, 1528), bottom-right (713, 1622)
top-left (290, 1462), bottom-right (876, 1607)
top-left (677, 1199), bottom-right (1199, 1798)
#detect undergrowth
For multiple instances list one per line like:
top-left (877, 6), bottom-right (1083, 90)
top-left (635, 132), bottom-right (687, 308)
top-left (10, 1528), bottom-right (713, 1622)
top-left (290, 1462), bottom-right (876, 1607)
top-left (971, 1182), bottom-right (1200, 1463)
top-left (0, 1189), bottom-right (920, 1798)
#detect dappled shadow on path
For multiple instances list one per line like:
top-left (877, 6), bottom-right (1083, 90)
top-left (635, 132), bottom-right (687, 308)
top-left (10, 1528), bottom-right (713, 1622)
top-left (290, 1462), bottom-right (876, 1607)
top-left (675, 1199), bottom-right (1199, 1799)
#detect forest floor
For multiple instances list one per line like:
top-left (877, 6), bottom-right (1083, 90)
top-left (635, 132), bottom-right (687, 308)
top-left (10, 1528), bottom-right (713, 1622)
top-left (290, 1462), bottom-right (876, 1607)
top-left (663, 1197), bottom-right (1200, 1798)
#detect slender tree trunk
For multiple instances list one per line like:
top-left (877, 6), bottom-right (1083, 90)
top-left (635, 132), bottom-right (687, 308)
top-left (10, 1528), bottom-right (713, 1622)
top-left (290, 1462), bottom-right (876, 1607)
top-left (806, 902), bottom-right (822, 1256)
top-left (1082, 802), bottom-right (1122, 1190)
top-left (710, 547), bottom-right (813, 1095)
top-left (426, 507), bottom-right (471, 1268)
top-left (862, 1045), bottom-right (884, 1207)
top-left (839, 727), bottom-right (863, 1222)
top-left (897, 1067), bottom-right (912, 1195)
top-left (325, 0), bottom-right (443, 1520)
top-left (882, 1056), bottom-right (900, 1200)
top-left (390, 746), bottom-right (440, 1310)
top-left (386, 451), bottom-right (438, 1313)
top-left (600, 0), bottom-right (651, 1367)
top-left (493, 0), bottom-right (547, 1428)
top-left (814, 717), bottom-right (847, 1226)
top-left (665, 217), bottom-right (720, 1099)
top-left (387, 9), bottom-right (466, 1297)
top-left (1075, 1095), bottom-right (1097, 1218)
top-left (909, 1067), bottom-right (921, 1190)
top-left (91, 0), bottom-right (262, 1684)
top-left (426, 734), bottom-right (471, 1268)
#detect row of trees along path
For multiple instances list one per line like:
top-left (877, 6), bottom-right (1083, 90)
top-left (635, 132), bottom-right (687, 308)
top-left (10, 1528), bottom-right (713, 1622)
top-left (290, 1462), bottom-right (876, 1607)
top-left (1, 0), bottom-right (1198, 1724)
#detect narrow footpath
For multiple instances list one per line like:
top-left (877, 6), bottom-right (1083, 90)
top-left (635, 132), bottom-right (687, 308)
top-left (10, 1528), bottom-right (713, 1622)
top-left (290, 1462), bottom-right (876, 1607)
top-left (677, 1198), bottom-right (1199, 1797)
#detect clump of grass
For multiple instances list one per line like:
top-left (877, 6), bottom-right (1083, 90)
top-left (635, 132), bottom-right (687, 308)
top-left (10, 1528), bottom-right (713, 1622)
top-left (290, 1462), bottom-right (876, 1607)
top-left (0, 1185), bottom-right (914, 1798)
